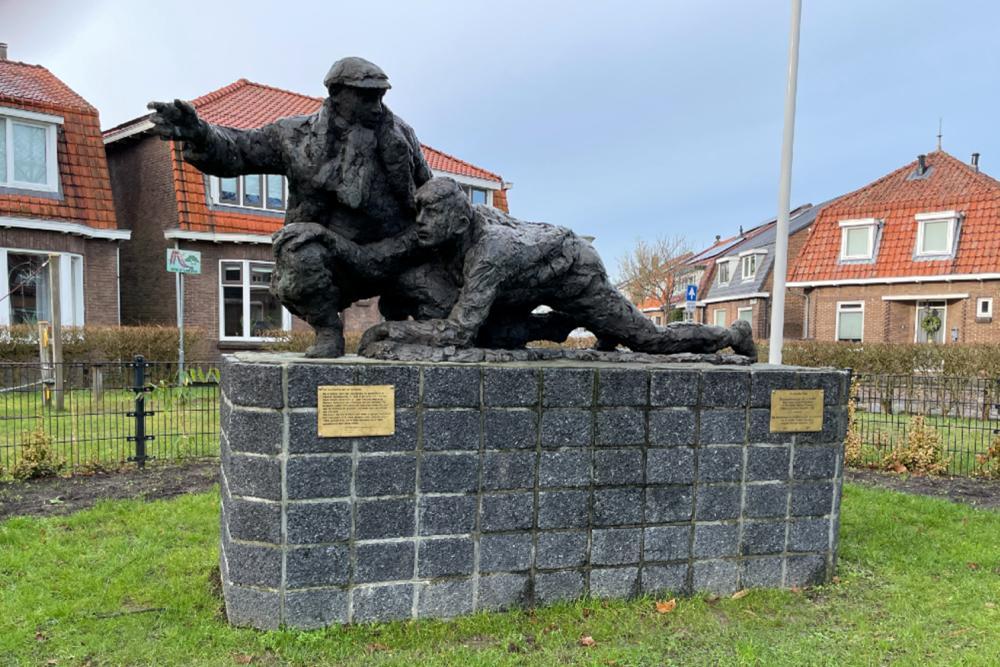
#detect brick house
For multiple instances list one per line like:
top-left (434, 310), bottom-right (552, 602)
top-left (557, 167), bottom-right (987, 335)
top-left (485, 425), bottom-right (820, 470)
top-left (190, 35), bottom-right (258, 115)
top-left (787, 150), bottom-right (1000, 344)
top-left (103, 79), bottom-right (509, 355)
top-left (699, 203), bottom-right (824, 340)
top-left (0, 45), bottom-right (128, 327)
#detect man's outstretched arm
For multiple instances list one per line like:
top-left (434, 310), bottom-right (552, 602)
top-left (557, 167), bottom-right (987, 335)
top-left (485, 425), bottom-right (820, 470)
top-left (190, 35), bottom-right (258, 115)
top-left (272, 223), bottom-right (421, 282)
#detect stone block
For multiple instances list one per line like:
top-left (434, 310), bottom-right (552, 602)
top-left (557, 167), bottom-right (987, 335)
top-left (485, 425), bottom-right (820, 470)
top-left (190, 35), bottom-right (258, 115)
top-left (645, 486), bottom-right (693, 523)
top-left (796, 407), bottom-right (847, 445)
top-left (284, 589), bottom-right (348, 629)
top-left (224, 362), bottom-right (283, 408)
top-left (641, 564), bottom-right (689, 595)
top-left (542, 368), bottom-right (594, 407)
top-left (222, 539), bottom-right (281, 588)
top-left (418, 495), bottom-right (477, 536)
top-left (700, 409), bottom-right (747, 445)
top-left (356, 454), bottom-right (417, 497)
top-left (352, 584), bottom-right (414, 622)
top-left (534, 570), bottom-right (585, 603)
top-left (541, 409), bottom-right (592, 447)
top-left (793, 446), bottom-right (839, 480)
top-left (287, 364), bottom-right (355, 408)
top-left (419, 453), bottom-right (479, 494)
top-left (741, 557), bottom-right (784, 588)
top-left (596, 408), bottom-right (646, 446)
top-left (749, 409), bottom-right (793, 445)
top-left (646, 447), bottom-right (694, 485)
top-left (692, 559), bottom-right (739, 594)
top-left (701, 369), bottom-right (750, 408)
top-left (484, 368), bottom-right (539, 407)
top-left (539, 450), bottom-right (591, 488)
top-left (418, 537), bottom-right (474, 578)
top-left (286, 501), bottom-right (351, 544)
top-left (477, 573), bottom-right (530, 611)
top-left (693, 523), bottom-right (738, 558)
top-left (480, 533), bottom-right (533, 572)
top-left (286, 544), bottom-right (350, 587)
top-left (649, 409), bottom-right (696, 446)
top-left (788, 518), bottom-right (830, 553)
top-left (225, 454), bottom-right (281, 500)
top-left (598, 369), bottom-right (648, 406)
top-left (536, 531), bottom-right (589, 569)
top-left (224, 497), bottom-right (281, 544)
top-left (481, 493), bottom-right (534, 532)
top-left (643, 525), bottom-right (691, 562)
top-left (741, 522), bottom-right (786, 556)
top-left (417, 579), bottom-right (474, 618)
top-left (747, 446), bottom-right (790, 481)
top-left (590, 567), bottom-right (639, 598)
top-left (484, 409), bottom-right (537, 449)
top-left (786, 554), bottom-right (828, 587)
top-left (594, 448), bottom-right (643, 486)
top-left (224, 584), bottom-right (281, 630)
top-left (695, 485), bottom-right (741, 521)
top-left (697, 446), bottom-right (743, 483)
top-left (286, 456), bottom-right (351, 500)
top-left (423, 367), bottom-right (480, 407)
top-left (593, 487), bottom-right (643, 526)
top-left (423, 410), bottom-right (481, 451)
top-left (591, 528), bottom-right (641, 565)
top-left (799, 371), bottom-right (843, 406)
top-left (355, 498), bottom-right (416, 540)
top-left (356, 410), bottom-right (418, 452)
top-left (750, 370), bottom-right (798, 408)
top-left (744, 484), bottom-right (789, 519)
top-left (359, 365), bottom-right (420, 407)
top-left (288, 411), bottom-right (352, 454)
top-left (650, 370), bottom-right (699, 407)
top-left (226, 408), bottom-right (282, 455)
top-left (537, 490), bottom-right (589, 529)
top-left (355, 541), bottom-right (414, 583)
top-left (482, 451), bottom-right (535, 491)
top-left (790, 483), bottom-right (834, 517)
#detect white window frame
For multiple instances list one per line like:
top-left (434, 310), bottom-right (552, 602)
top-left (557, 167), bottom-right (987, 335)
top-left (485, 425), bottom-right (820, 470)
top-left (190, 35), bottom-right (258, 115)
top-left (713, 308), bottom-right (727, 327)
top-left (835, 301), bottom-right (864, 342)
top-left (0, 248), bottom-right (84, 326)
top-left (716, 260), bottom-right (731, 286)
top-left (740, 255), bottom-right (757, 281)
top-left (977, 297), bottom-right (993, 319)
top-left (0, 107), bottom-right (62, 193)
top-left (218, 259), bottom-right (292, 342)
top-left (839, 219), bottom-right (878, 261)
top-left (737, 306), bottom-right (753, 323)
top-left (914, 211), bottom-right (959, 258)
top-left (209, 175), bottom-right (288, 211)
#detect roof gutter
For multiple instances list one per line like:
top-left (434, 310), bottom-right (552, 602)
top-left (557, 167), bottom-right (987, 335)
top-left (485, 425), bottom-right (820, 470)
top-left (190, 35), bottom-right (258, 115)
top-left (788, 273), bottom-right (1000, 288)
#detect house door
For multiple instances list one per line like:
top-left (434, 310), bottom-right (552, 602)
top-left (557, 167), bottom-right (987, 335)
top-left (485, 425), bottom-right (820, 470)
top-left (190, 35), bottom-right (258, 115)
top-left (915, 301), bottom-right (946, 344)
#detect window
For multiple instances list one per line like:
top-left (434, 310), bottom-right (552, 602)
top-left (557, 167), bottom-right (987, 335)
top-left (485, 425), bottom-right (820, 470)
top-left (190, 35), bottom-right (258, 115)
top-left (0, 250), bottom-right (84, 326)
top-left (458, 184), bottom-right (491, 206)
top-left (652, 314), bottom-right (662, 325)
top-left (836, 302), bottom-right (864, 342)
top-left (211, 175), bottom-right (287, 211)
top-left (915, 211), bottom-right (959, 257)
top-left (977, 297), bottom-right (993, 319)
top-left (915, 300), bottom-right (946, 344)
top-left (713, 309), bottom-right (727, 327)
top-left (839, 219), bottom-right (878, 261)
top-left (737, 307), bottom-right (753, 323)
top-left (716, 261), bottom-right (731, 285)
top-left (219, 260), bottom-right (291, 340)
top-left (0, 108), bottom-right (61, 192)
top-left (741, 254), bottom-right (757, 281)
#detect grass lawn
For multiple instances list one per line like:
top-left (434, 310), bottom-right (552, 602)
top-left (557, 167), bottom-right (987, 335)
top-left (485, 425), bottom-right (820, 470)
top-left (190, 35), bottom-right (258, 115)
top-left (1, 485), bottom-right (998, 666)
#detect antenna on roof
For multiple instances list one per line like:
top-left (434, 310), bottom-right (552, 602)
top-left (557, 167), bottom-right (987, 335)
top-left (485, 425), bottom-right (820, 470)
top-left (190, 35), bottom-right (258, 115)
top-left (936, 117), bottom-right (943, 151)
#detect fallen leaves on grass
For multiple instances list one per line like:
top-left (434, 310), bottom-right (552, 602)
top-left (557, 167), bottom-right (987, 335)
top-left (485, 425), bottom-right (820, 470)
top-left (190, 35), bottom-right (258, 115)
top-left (967, 562), bottom-right (980, 570)
top-left (365, 643), bottom-right (390, 653)
top-left (34, 631), bottom-right (47, 642)
top-left (232, 655), bottom-right (254, 665)
top-left (655, 598), bottom-right (677, 614)
top-left (578, 635), bottom-right (596, 647)
top-left (731, 589), bottom-right (750, 600)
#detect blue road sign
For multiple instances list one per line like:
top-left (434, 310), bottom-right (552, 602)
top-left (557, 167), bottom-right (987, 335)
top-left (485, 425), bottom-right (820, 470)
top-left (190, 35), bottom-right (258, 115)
top-left (686, 285), bottom-right (697, 301)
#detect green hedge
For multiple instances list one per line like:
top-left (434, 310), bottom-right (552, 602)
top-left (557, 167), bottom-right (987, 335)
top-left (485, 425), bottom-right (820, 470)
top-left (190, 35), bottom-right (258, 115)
top-left (758, 340), bottom-right (1000, 376)
top-left (0, 325), bottom-right (206, 363)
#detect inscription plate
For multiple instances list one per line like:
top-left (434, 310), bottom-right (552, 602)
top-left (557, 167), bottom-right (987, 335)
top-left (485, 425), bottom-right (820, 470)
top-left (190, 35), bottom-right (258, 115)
top-left (769, 389), bottom-right (824, 432)
top-left (317, 385), bottom-right (395, 437)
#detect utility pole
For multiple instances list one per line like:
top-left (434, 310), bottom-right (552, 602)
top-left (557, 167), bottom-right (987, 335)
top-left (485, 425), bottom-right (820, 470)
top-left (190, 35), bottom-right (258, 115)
top-left (48, 254), bottom-right (64, 410)
top-left (176, 242), bottom-right (185, 385)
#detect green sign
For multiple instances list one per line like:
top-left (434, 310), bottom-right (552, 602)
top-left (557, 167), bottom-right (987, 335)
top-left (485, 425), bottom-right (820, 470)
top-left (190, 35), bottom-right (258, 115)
top-left (166, 249), bottom-right (202, 275)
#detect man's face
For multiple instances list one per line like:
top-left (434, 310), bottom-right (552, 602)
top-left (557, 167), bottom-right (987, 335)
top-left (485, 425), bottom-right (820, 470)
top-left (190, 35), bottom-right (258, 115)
top-left (415, 201), bottom-right (455, 248)
top-left (329, 86), bottom-right (385, 128)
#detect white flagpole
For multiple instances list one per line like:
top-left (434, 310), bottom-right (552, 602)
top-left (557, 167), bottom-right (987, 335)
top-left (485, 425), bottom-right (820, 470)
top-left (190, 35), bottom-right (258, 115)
top-left (768, 0), bottom-right (803, 365)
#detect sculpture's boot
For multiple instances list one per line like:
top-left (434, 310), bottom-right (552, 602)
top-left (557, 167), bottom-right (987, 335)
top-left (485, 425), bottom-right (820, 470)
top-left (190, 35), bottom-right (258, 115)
top-left (305, 325), bottom-right (346, 358)
top-left (728, 320), bottom-right (757, 360)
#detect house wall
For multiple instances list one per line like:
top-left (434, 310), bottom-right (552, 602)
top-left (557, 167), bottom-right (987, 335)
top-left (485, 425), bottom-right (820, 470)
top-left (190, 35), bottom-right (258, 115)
top-left (704, 298), bottom-right (769, 339)
top-left (804, 281), bottom-right (1000, 343)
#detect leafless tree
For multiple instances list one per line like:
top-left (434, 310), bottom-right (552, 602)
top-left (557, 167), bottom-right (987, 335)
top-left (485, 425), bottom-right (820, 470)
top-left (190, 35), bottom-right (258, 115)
top-left (616, 235), bottom-right (691, 323)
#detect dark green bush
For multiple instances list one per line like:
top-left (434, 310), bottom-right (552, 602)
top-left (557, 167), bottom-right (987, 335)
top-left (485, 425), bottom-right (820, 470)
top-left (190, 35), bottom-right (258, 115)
top-left (0, 325), bottom-right (206, 363)
top-left (757, 340), bottom-right (1000, 376)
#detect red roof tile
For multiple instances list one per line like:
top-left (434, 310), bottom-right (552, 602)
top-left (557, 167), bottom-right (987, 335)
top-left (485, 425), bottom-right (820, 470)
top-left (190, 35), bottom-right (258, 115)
top-left (0, 60), bottom-right (117, 230)
top-left (789, 151), bottom-right (1000, 283)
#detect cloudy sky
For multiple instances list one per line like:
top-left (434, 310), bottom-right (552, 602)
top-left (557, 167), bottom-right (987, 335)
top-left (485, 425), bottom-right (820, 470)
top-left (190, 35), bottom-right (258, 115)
top-left (4, 0), bottom-right (999, 273)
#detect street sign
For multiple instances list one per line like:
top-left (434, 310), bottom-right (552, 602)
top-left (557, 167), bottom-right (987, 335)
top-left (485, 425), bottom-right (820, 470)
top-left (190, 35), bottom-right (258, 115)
top-left (685, 284), bottom-right (697, 302)
top-left (166, 249), bottom-right (202, 274)
top-left (685, 301), bottom-right (696, 312)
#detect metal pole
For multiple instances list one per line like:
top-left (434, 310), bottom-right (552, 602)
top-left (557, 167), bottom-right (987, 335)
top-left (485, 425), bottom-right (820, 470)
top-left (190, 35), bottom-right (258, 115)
top-left (128, 354), bottom-right (154, 469)
top-left (175, 242), bottom-right (185, 384)
top-left (48, 254), bottom-right (64, 410)
top-left (768, 0), bottom-right (803, 365)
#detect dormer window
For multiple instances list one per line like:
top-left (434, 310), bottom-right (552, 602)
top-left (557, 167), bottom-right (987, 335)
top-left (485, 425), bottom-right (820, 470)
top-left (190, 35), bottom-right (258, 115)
top-left (0, 107), bottom-right (62, 193)
top-left (839, 219), bottom-right (878, 261)
top-left (914, 211), bottom-right (959, 258)
top-left (211, 175), bottom-right (287, 211)
top-left (739, 250), bottom-right (765, 281)
top-left (716, 260), bottom-right (731, 285)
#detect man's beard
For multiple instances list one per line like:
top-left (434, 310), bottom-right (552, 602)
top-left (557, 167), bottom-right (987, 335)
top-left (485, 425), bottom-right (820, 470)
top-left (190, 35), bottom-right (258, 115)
top-left (333, 124), bottom-right (378, 209)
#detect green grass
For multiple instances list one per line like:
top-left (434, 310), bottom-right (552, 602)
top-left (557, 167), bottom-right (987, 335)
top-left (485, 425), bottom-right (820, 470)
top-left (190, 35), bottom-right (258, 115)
top-left (855, 411), bottom-right (997, 475)
top-left (1, 485), bottom-right (998, 666)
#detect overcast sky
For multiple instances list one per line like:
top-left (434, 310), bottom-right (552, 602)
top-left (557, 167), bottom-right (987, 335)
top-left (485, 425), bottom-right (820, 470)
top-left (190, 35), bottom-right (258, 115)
top-left (4, 0), bottom-right (999, 273)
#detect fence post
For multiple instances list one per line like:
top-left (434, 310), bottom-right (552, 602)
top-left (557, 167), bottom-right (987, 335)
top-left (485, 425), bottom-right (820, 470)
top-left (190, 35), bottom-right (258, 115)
top-left (127, 354), bottom-right (155, 469)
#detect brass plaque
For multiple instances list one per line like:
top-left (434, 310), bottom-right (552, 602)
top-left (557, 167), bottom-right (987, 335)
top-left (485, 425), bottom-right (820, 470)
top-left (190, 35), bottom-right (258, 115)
top-left (769, 389), bottom-right (824, 432)
top-left (317, 385), bottom-right (395, 437)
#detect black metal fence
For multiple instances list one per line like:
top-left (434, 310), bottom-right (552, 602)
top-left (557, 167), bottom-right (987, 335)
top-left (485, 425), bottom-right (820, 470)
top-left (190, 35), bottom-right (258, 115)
top-left (853, 373), bottom-right (1000, 476)
top-left (0, 357), bottom-right (219, 477)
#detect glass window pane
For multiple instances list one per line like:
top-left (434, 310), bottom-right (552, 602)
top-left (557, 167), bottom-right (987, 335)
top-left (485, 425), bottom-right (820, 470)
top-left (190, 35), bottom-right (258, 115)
top-left (845, 227), bottom-right (870, 257)
top-left (266, 175), bottom-right (284, 209)
top-left (921, 220), bottom-right (949, 253)
top-left (737, 308), bottom-right (752, 323)
top-left (471, 188), bottom-right (487, 205)
top-left (714, 310), bottom-right (727, 327)
top-left (838, 310), bottom-right (863, 340)
top-left (222, 262), bottom-right (242, 284)
top-left (12, 123), bottom-right (46, 184)
top-left (0, 119), bottom-right (6, 182)
top-left (243, 175), bottom-right (261, 206)
top-left (249, 263), bottom-right (272, 287)
top-left (219, 177), bottom-right (238, 203)
top-left (223, 285), bottom-right (243, 337)
top-left (8, 253), bottom-right (50, 324)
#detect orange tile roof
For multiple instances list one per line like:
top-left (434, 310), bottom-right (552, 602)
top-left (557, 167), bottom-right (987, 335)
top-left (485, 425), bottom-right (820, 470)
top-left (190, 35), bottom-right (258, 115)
top-left (0, 60), bottom-right (117, 230)
top-left (789, 151), bottom-right (1000, 283)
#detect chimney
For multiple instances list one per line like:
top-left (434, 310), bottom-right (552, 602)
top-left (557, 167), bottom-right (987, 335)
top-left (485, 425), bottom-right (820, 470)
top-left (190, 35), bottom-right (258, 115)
top-left (715, 235), bottom-right (721, 242)
top-left (917, 154), bottom-right (927, 174)
top-left (972, 153), bottom-right (980, 172)
top-left (0, 43), bottom-right (7, 61)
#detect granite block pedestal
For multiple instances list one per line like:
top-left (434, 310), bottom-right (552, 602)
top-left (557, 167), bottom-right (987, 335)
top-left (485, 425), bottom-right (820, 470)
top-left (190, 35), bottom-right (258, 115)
top-left (219, 352), bottom-right (849, 629)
